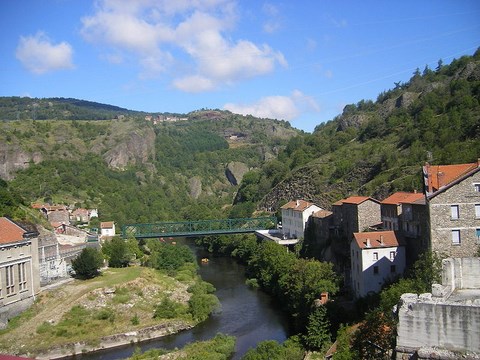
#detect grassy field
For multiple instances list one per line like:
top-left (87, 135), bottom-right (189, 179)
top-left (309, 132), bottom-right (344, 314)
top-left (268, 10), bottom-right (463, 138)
top-left (0, 266), bottom-right (197, 357)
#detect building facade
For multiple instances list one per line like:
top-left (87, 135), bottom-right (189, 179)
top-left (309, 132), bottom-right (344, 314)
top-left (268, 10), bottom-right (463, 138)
top-left (100, 221), bottom-right (116, 239)
top-left (281, 200), bottom-right (322, 239)
top-left (350, 231), bottom-right (406, 298)
top-left (381, 192), bottom-right (429, 266)
top-left (424, 161), bottom-right (480, 258)
top-left (333, 196), bottom-right (381, 240)
top-left (0, 217), bottom-right (40, 329)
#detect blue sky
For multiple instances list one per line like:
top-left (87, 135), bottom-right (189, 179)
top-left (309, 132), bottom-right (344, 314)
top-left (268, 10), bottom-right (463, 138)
top-left (1, 1), bottom-right (479, 132)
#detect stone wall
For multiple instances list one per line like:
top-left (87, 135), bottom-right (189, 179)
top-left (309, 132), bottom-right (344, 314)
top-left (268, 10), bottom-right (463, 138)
top-left (429, 171), bottom-right (480, 258)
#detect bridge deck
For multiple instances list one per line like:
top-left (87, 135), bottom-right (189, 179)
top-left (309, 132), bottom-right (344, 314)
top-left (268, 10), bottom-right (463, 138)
top-left (122, 217), bottom-right (277, 239)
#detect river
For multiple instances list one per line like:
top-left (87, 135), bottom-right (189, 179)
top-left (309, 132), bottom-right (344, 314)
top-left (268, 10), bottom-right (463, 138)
top-left (81, 239), bottom-right (290, 360)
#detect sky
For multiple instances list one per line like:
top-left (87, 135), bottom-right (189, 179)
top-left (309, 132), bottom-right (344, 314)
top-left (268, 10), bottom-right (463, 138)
top-left (1, 1), bottom-right (479, 132)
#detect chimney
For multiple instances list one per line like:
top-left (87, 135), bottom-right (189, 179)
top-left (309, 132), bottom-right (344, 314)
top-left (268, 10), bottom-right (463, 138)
top-left (296, 200), bottom-right (300, 207)
top-left (366, 238), bottom-right (371, 248)
top-left (380, 235), bottom-right (384, 246)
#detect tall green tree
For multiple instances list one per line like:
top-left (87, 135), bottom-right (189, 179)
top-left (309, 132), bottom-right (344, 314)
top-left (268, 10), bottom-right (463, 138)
top-left (71, 247), bottom-right (103, 279)
top-left (303, 305), bottom-right (331, 351)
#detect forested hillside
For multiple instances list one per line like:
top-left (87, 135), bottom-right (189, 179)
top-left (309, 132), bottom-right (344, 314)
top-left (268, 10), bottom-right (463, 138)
top-left (235, 49), bottom-right (480, 212)
top-left (0, 106), bottom-right (297, 226)
top-left (1, 50), bottom-right (479, 227)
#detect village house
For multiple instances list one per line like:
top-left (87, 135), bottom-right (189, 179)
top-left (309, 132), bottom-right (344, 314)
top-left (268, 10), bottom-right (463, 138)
top-left (381, 192), bottom-right (428, 266)
top-left (350, 230), bottom-right (406, 298)
top-left (0, 217), bottom-right (40, 329)
top-left (100, 221), bottom-right (116, 239)
top-left (281, 200), bottom-right (322, 239)
top-left (423, 160), bottom-right (480, 258)
top-left (71, 208), bottom-right (89, 223)
top-left (309, 209), bottom-right (334, 250)
top-left (332, 196), bottom-right (381, 240)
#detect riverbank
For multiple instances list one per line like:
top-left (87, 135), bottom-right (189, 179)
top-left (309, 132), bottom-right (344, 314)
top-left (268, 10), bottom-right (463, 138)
top-left (0, 267), bottom-right (205, 358)
top-left (35, 320), bottom-right (194, 359)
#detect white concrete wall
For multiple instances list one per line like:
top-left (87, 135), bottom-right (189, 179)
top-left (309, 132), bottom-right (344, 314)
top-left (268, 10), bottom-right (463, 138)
top-left (397, 293), bottom-right (480, 353)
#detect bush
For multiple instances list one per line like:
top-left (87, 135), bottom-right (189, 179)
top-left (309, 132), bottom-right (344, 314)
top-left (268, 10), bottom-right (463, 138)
top-left (71, 247), bottom-right (103, 279)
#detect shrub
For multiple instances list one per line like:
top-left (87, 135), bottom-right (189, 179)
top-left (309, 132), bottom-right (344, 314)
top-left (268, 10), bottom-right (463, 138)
top-left (71, 247), bottom-right (103, 279)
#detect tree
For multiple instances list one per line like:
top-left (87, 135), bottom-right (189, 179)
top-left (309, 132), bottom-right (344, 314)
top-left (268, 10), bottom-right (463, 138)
top-left (332, 325), bottom-right (356, 360)
top-left (102, 237), bottom-right (130, 268)
top-left (71, 247), bottom-right (103, 279)
top-left (304, 305), bottom-right (331, 351)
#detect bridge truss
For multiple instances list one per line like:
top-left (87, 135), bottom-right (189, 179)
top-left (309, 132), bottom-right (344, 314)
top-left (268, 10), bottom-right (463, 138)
top-left (122, 217), bottom-right (277, 239)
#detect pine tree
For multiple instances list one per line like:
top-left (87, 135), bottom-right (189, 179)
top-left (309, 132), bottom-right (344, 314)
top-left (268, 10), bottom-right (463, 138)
top-left (304, 305), bottom-right (331, 351)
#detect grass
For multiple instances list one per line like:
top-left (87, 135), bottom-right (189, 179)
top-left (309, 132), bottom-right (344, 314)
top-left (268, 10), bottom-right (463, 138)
top-left (0, 266), bottom-right (198, 357)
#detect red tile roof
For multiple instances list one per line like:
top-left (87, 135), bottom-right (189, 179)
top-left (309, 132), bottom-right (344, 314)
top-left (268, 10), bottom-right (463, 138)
top-left (0, 217), bottom-right (27, 245)
top-left (424, 161), bottom-right (479, 194)
top-left (281, 200), bottom-right (318, 211)
top-left (353, 231), bottom-right (402, 249)
top-left (101, 221), bottom-right (115, 228)
top-left (381, 192), bottom-right (425, 205)
top-left (341, 196), bottom-right (378, 205)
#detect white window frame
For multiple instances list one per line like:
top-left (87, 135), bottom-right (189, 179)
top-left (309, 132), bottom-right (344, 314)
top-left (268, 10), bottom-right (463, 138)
top-left (474, 183), bottom-right (480, 192)
top-left (451, 205), bottom-right (459, 220)
top-left (475, 204), bottom-right (480, 219)
top-left (6, 265), bottom-right (15, 295)
top-left (452, 229), bottom-right (461, 245)
top-left (373, 252), bottom-right (378, 261)
top-left (389, 251), bottom-right (395, 261)
top-left (18, 262), bottom-right (27, 292)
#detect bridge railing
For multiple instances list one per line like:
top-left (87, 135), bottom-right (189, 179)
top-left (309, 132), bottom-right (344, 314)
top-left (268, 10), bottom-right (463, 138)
top-left (122, 217), bottom-right (277, 239)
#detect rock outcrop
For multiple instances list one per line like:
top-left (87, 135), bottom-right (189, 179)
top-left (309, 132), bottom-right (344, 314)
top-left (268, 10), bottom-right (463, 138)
top-left (225, 161), bottom-right (249, 186)
top-left (0, 143), bottom-right (42, 180)
top-left (103, 127), bottom-right (156, 170)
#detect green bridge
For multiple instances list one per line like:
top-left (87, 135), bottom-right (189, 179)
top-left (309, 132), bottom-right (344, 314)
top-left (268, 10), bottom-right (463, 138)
top-left (122, 217), bottom-right (277, 239)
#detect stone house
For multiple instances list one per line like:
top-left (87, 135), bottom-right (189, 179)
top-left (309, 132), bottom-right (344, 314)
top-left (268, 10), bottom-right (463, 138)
top-left (332, 196), bottom-right (381, 240)
top-left (423, 161), bottom-right (480, 258)
top-left (350, 230), bottom-right (406, 298)
top-left (0, 217), bottom-right (40, 329)
top-left (281, 200), bottom-right (322, 239)
top-left (71, 208), bottom-right (89, 223)
top-left (310, 209), bottom-right (333, 250)
top-left (381, 192), bottom-right (429, 266)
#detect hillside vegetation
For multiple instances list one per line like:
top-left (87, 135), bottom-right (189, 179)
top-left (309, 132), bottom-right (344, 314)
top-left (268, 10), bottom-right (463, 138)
top-left (0, 105), bottom-right (297, 226)
top-left (1, 50), bottom-right (479, 226)
top-left (235, 49), bottom-right (480, 212)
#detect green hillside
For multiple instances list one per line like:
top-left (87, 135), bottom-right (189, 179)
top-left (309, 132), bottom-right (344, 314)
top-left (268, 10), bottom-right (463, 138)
top-left (1, 50), bottom-right (479, 226)
top-left (235, 49), bottom-right (480, 212)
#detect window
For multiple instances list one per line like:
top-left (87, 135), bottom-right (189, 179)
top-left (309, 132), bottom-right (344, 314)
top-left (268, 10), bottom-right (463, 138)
top-left (390, 265), bottom-right (396, 273)
top-left (475, 184), bottom-right (480, 192)
top-left (390, 251), bottom-right (395, 261)
top-left (18, 262), bottom-right (27, 291)
top-left (475, 204), bottom-right (480, 219)
top-left (373, 252), bottom-right (378, 261)
top-left (476, 229), bottom-right (480, 244)
top-left (373, 266), bottom-right (379, 275)
top-left (451, 205), bottom-right (459, 220)
top-left (452, 230), bottom-right (461, 245)
top-left (6, 265), bottom-right (15, 295)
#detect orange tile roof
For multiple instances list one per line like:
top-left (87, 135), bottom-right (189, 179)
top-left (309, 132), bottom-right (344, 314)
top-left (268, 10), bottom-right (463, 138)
top-left (424, 162), bottom-right (479, 194)
top-left (342, 196), bottom-right (376, 205)
top-left (381, 192), bottom-right (425, 205)
top-left (332, 200), bottom-right (344, 206)
top-left (281, 200), bottom-right (318, 211)
top-left (353, 231), bottom-right (402, 249)
top-left (0, 217), bottom-right (27, 245)
top-left (101, 221), bottom-right (115, 228)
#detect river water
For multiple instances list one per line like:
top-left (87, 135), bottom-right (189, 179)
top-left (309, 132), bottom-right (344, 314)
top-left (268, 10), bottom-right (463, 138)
top-left (82, 239), bottom-right (290, 360)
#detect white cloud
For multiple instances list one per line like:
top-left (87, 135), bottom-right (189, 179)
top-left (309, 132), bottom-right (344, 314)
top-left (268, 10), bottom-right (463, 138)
top-left (15, 32), bottom-right (74, 74)
top-left (80, 0), bottom-right (286, 90)
top-left (224, 90), bottom-right (319, 121)
top-left (262, 3), bottom-right (281, 34)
